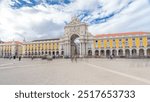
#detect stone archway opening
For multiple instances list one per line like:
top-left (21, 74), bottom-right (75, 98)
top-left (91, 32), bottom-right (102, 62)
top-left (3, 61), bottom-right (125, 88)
top-left (132, 49), bottom-right (137, 56)
top-left (112, 49), bottom-right (117, 57)
top-left (139, 49), bottom-right (144, 57)
top-left (125, 49), bottom-right (130, 57)
top-left (106, 50), bottom-right (111, 57)
top-left (52, 51), bottom-right (55, 56)
top-left (100, 50), bottom-right (105, 57)
top-left (88, 50), bottom-right (92, 56)
top-left (95, 50), bottom-right (99, 57)
top-left (49, 51), bottom-right (51, 55)
top-left (118, 49), bottom-right (123, 57)
top-left (70, 34), bottom-right (80, 57)
top-left (147, 49), bottom-right (150, 57)
top-left (56, 51), bottom-right (59, 55)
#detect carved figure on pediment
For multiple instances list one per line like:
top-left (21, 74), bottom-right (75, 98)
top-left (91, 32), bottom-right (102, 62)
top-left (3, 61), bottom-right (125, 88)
top-left (69, 16), bottom-right (81, 25)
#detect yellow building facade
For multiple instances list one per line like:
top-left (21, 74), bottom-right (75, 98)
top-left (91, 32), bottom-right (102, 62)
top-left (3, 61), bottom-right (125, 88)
top-left (93, 32), bottom-right (150, 57)
top-left (0, 32), bottom-right (150, 58)
top-left (0, 41), bottom-right (22, 57)
top-left (22, 39), bottom-right (60, 57)
top-left (0, 17), bottom-right (150, 58)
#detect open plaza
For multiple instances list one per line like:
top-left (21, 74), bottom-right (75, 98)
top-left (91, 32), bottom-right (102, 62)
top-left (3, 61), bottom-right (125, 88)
top-left (0, 17), bottom-right (150, 85)
top-left (0, 58), bottom-right (150, 85)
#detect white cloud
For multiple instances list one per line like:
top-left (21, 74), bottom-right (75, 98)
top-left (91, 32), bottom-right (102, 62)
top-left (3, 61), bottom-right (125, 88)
top-left (89, 0), bottom-right (150, 34)
top-left (0, 0), bottom-right (150, 42)
top-left (0, 0), bottom-right (71, 41)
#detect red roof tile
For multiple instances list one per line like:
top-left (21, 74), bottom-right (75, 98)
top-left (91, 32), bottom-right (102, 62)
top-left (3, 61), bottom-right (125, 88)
top-left (95, 32), bottom-right (150, 37)
top-left (3, 41), bottom-right (22, 44)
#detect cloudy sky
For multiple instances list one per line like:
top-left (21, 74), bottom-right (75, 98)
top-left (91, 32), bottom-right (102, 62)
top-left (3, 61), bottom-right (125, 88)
top-left (0, 0), bottom-right (150, 41)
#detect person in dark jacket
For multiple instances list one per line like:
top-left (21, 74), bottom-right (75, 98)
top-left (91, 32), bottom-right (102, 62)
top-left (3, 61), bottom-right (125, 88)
top-left (19, 56), bottom-right (22, 61)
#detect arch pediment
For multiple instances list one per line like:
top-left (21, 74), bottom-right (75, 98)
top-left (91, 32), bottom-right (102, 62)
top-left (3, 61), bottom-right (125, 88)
top-left (67, 17), bottom-right (81, 26)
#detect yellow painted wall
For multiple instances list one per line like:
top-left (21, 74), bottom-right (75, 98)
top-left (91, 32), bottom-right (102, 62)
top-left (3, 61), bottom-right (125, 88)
top-left (24, 45), bottom-right (26, 50)
top-left (33, 44), bottom-right (35, 50)
top-left (57, 43), bottom-right (59, 50)
top-left (104, 40), bottom-right (107, 48)
top-left (98, 40), bottom-right (101, 48)
top-left (40, 44), bottom-right (43, 50)
top-left (30, 44), bottom-right (32, 50)
top-left (94, 40), bottom-right (96, 48)
top-left (54, 43), bottom-right (58, 50)
top-left (46, 43), bottom-right (49, 50)
top-left (122, 39), bottom-right (125, 48)
top-left (51, 43), bottom-right (53, 50)
top-left (143, 37), bottom-right (147, 47)
top-left (128, 38), bottom-right (133, 48)
top-left (43, 43), bottom-right (46, 50)
top-left (49, 43), bottom-right (51, 50)
top-left (135, 37), bottom-right (140, 48)
top-left (115, 39), bottom-right (119, 48)
top-left (36, 44), bottom-right (38, 50)
top-left (109, 39), bottom-right (113, 48)
top-left (27, 45), bottom-right (29, 50)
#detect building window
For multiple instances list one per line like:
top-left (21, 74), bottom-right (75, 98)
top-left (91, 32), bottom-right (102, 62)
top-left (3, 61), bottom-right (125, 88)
top-left (133, 41), bottom-right (136, 47)
top-left (140, 41), bottom-right (143, 47)
top-left (126, 42), bottom-right (128, 46)
top-left (148, 37), bottom-right (150, 46)
top-left (107, 41), bottom-right (110, 47)
top-left (140, 37), bottom-right (142, 40)
top-left (101, 40), bottom-right (104, 47)
top-left (96, 40), bottom-right (98, 48)
top-left (119, 40), bottom-right (122, 47)
top-left (88, 43), bottom-right (91, 49)
top-left (113, 41), bottom-right (116, 47)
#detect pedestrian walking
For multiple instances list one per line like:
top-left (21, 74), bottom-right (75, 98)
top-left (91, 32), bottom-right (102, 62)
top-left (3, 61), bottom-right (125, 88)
top-left (19, 56), bottom-right (21, 61)
top-left (13, 56), bottom-right (16, 59)
top-left (13, 55), bottom-right (16, 64)
top-left (31, 55), bottom-right (34, 60)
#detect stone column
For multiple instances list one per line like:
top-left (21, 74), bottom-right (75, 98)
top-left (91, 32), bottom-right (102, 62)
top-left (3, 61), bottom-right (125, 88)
top-left (137, 49), bottom-right (139, 56)
top-left (129, 49), bottom-right (132, 57)
top-left (59, 44), bottom-right (62, 56)
top-left (123, 49), bottom-right (125, 56)
top-left (109, 49), bottom-right (112, 56)
top-left (67, 42), bottom-right (71, 57)
top-left (116, 49), bottom-right (119, 56)
top-left (92, 41), bottom-right (95, 56)
top-left (144, 49), bottom-right (147, 57)
top-left (80, 42), bottom-right (82, 57)
top-left (66, 43), bottom-right (68, 56)
top-left (64, 43), bottom-right (67, 56)
top-left (82, 42), bottom-right (86, 57)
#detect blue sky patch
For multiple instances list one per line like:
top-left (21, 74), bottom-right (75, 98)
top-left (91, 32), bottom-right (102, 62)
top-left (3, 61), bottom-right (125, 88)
top-left (10, 0), bottom-right (73, 9)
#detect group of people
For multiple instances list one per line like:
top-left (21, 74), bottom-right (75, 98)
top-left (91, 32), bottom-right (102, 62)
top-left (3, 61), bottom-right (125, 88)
top-left (8, 56), bottom-right (22, 61)
top-left (4, 55), bottom-right (36, 61)
top-left (108, 54), bottom-right (115, 59)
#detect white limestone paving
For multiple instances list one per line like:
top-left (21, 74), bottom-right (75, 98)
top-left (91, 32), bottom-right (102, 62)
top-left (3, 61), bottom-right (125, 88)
top-left (0, 58), bottom-right (150, 85)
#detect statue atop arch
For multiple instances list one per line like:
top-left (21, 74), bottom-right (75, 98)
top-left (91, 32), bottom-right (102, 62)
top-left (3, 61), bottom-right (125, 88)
top-left (69, 16), bottom-right (81, 25)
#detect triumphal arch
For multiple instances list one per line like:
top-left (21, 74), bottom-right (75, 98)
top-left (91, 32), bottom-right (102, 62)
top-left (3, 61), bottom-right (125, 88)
top-left (59, 17), bottom-right (93, 57)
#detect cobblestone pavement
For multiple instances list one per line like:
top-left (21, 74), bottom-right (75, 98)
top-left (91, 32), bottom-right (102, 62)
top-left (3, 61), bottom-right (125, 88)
top-left (0, 58), bottom-right (150, 85)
